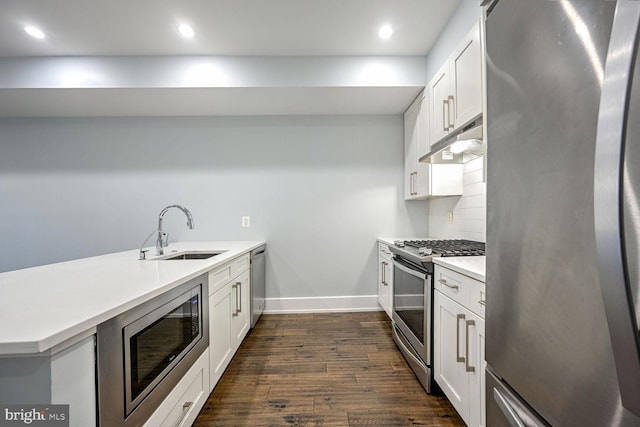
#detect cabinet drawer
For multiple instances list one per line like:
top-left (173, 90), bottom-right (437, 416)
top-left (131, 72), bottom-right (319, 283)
top-left (467, 280), bottom-right (486, 318)
top-left (209, 253), bottom-right (250, 295)
top-left (379, 243), bottom-right (393, 259)
top-left (230, 253), bottom-right (250, 278)
top-left (144, 349), bottom-right (210, 427)
top-left (435, 264), bottom-right (485, 319)
top-left (434, 266), bottom-right (468, 307)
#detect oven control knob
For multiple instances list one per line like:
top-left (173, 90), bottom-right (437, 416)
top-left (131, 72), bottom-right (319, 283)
top-left (394, 240), bottom-right (405, 247)
top-left (419, 247), bottom-right (433, 256)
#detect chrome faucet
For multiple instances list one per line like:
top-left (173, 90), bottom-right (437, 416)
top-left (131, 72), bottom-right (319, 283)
top-left (156, 205), bottom-right (194, 255)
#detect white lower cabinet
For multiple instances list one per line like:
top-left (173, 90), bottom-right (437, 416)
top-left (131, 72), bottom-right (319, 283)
top-left (434, 265), bottom-right (486, 427)
top-left (231, 270), bottom-right (251, 344)
top-left (208, 254), bottom-right (251, 392)
top-left (377, 242), bottom-right (394, 318)
top-left (209, 280), bottom-right (234, 389)
top-left (143, 348), bottom-right (210, 427)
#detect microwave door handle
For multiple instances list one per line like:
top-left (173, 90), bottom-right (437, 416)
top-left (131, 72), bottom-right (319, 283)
top-left (594, 0), bottom-right (640, 417)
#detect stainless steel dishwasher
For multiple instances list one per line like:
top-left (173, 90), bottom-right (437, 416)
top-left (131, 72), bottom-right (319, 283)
top-left (250, 245), bottom-right (266, 328)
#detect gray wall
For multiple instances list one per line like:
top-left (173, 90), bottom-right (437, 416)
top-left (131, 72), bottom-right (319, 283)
top-left (0, 115), bottom-right (427, 299)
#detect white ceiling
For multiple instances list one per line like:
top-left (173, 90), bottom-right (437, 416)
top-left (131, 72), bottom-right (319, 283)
top-left (0, 0), bottom-right (463, 116)
top-left (0, 0), bottom-right (461, 57)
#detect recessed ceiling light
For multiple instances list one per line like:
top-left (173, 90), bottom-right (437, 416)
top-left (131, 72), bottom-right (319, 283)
top-left (378, 25), bottom-right (393, 40)
top-left (24, 26), bottom-right (46, 39)
top-left (178, 23), bottom-right (195, 39)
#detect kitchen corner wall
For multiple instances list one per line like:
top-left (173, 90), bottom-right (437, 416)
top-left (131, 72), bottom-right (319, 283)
top-left (0, 115), bottom-right (428, 302)
top-left (428, 157), bottom-right (486, 242)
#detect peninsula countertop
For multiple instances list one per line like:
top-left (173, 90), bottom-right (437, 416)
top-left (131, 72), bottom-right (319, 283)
top-left (0, 241), bottom-right (264, 355)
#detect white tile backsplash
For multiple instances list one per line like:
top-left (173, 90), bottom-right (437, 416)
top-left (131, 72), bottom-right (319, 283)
top-left (428, 155), bottom-right (486, 242)
top-left (465, 207), bottom-right (484, 221)
top-left (463, 156), bottom-right (483, 173)
top-left (463, 182), bottom-right (483, 197)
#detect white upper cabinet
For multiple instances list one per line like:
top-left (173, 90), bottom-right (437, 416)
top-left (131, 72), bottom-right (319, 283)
top-left (404, 91), bottom-right (431, 200)
top-left (404, 90), bottom-right (463, 200)
top-left (451, 21), bottom-right (483, 129)
top-left (429, 61), bottom-right (453, 146)
top-left (428, 20), bottom-right (483, 147)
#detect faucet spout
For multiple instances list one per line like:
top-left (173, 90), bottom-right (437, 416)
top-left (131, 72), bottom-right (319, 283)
top-left (156, 205), bottom-right (195, 255)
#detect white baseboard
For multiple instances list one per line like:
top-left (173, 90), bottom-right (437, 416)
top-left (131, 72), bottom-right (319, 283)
top-left (264, 295), bottom-right (381, 314)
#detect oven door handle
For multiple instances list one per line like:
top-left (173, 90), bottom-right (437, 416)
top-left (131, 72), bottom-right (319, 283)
top-left (392, 258), bottom-right (429, 280)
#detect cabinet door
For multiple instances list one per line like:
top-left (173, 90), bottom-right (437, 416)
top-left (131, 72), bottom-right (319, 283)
top-left (378, 256), bottom-right (387, 314)
top-left (383, 257), bottom-right (393, 318)
top-left (451, 21), bottom-right (483, 128)
top-left (467, 312), bottom-right (485, 427)
top-left (416, 94), bottom-right (431, 159)
top-left (434, 291), bottom-right (469, 422)
top-left (378, 255), bottom-right (393, 319)
top-left (209, 283), bottom-right (233, 390)
top-left (404, 92), bottom-right (434, 200)
top-left (404, 95), bottom-right (420, 200)
top-left (231, 270), bottom-right (251, 347)
top-left (414, 95), bottom-right (432, 197)
top-left (429, 62), bottom-right (452, 146)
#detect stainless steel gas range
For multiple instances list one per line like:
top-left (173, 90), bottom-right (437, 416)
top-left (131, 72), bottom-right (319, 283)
top-left (389, 239), bottom-right (485, 393)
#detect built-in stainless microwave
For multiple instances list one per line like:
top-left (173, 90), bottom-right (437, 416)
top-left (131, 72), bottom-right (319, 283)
top-left (97, 274), bottom-right (209, 427)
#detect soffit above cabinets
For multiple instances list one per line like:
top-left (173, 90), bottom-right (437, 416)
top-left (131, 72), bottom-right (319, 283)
top-left (0, 87), bottom-right (423, 117)
top-left (0, 56), bottom-right (427, 117)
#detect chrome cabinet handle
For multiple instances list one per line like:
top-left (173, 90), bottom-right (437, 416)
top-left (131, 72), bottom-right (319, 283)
top-left (479, 291), bottom-right (486, 306)
top-left (465, 319), bottom-right (476, 372)
top-left (410, 172), bottom-right (418, 195)
top-left (493, 389), bottom-right (526, 427)
top-left (456, 314), bottom-right (466, 363)
top-left (232, 284), bottom-right (238, 317)
top-left (409, 172), bottom-right (413, 196)
top-left (439, 278), bottom-right (459, 290)
top-left (442, 99), bottom-right (449, 131)
top-left (381, 261), bottom-right (388, 286)
top-left (448, 95), bottom-right (455, 129)
top-left (237, 281), bottom-right (242, 313)
top-left (176, 401), bottom-right (193, 427)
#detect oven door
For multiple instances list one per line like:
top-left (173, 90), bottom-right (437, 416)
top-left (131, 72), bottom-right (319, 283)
top-left (392, 256), bottom-right (432, 366)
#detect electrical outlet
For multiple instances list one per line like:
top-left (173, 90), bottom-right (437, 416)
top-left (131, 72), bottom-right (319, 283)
top-left (241, 216), bottom-right (251, 228)
top-left (448, 211), bottom-right (454, 224)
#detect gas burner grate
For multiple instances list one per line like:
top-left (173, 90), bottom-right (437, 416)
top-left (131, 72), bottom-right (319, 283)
top-left (400, 239), bottom-right (485, 257)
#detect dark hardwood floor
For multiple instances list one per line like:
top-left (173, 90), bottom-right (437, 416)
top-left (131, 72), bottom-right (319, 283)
top-left (194, 311), bottom-right (465, 427)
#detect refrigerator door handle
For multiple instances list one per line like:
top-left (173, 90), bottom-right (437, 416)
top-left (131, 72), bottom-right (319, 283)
top-left (594, 0), bottom-right (640, 417)
top-left (494, 388), bottom-right (526, 427)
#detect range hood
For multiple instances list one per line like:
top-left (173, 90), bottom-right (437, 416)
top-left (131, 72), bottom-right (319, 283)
top-left (419, 118), bottom-right (484, 164)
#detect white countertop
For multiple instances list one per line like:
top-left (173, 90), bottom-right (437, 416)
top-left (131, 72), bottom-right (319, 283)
top-left (0, 241), bottom-right (264, 355)
top-left (433, 256), bottom-right (486, 283)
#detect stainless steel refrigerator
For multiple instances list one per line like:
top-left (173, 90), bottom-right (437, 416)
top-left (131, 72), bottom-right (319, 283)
top-left (486, 0), bottom-right (640, 425)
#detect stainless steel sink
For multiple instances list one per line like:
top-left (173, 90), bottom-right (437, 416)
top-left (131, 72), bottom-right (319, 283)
top-left (158, 251), bottom-right (225, 260)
